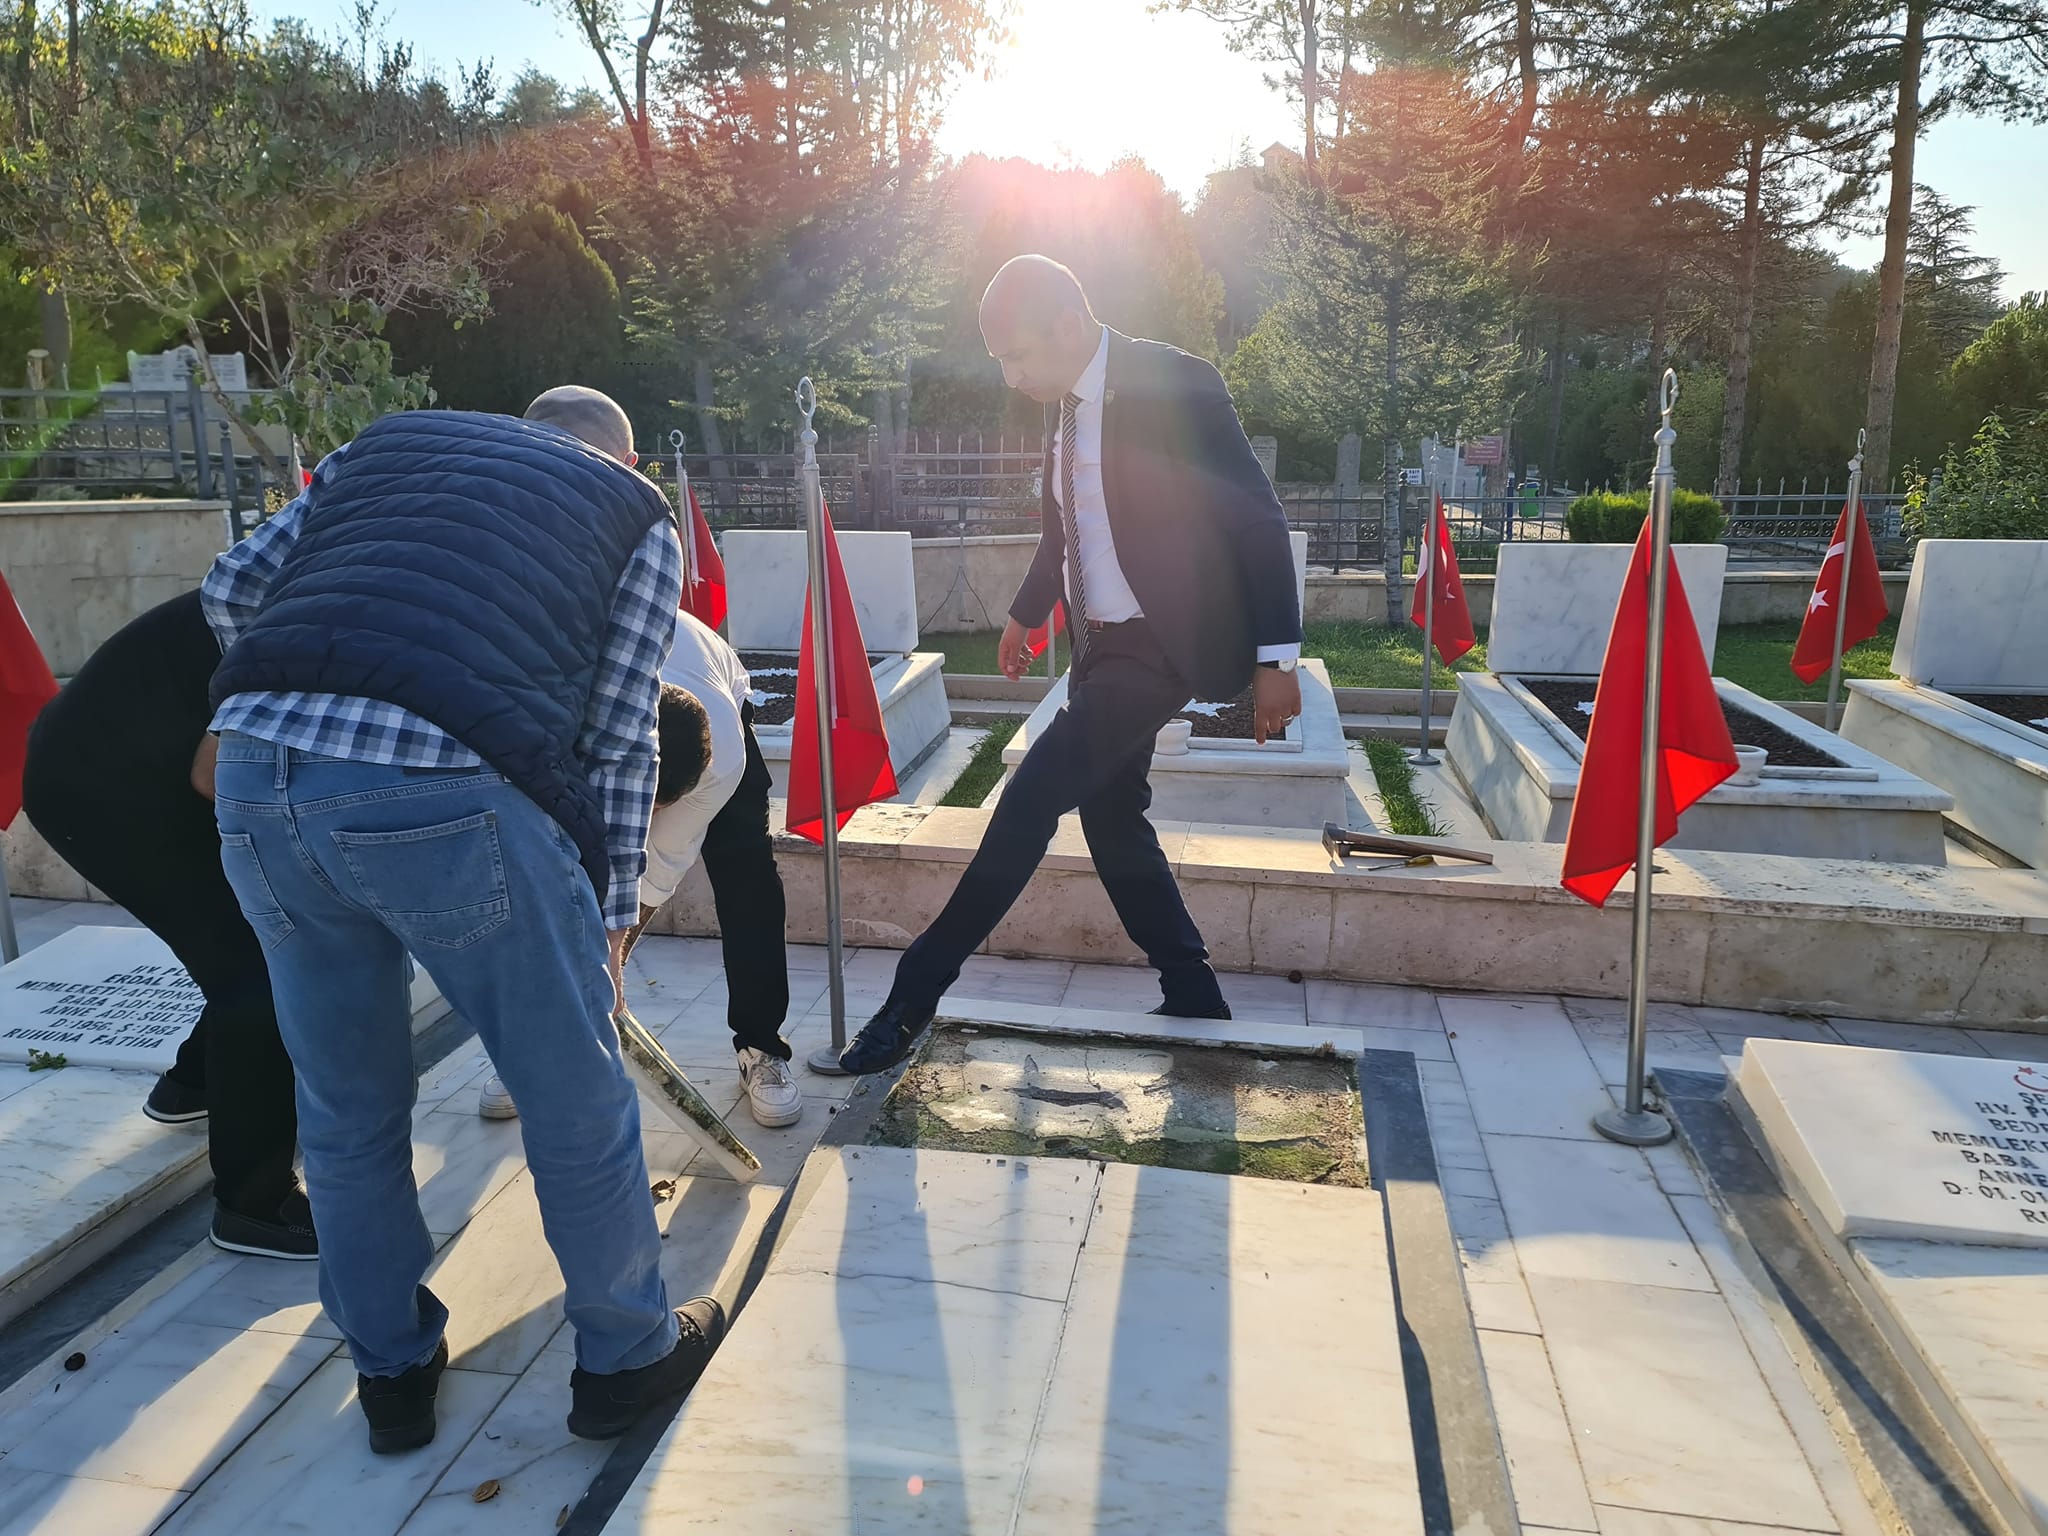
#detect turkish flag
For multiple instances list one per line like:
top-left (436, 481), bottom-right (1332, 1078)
top-left (678, 482), bottom-right (728, 632)
top-left (1789, 498), bottom-right (1887, 684)
top-left (1025, 601), bottom-right (1065, 660)
top-left (786, 500), bottom-right (898, 843)
top-left (0, 572), bottom-right (58, 826)
top-left (1561, 525), bottom-right (1737, 907)
top-left (1410, 495), bottom-right (1477, 664)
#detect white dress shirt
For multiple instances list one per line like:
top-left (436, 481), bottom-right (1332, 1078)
top-left (1053, 328), bottom-right (1300, 665)
top-left (641, 611), bottom-right (753, 909)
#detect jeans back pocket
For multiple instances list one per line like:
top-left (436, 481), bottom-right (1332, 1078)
top-left (331, 812), bottom-right (511, 950)
top-left (218, 832), bottom-right (295, 946)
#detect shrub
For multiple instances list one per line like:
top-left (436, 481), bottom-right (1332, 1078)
top-left (1903, 415), bottom-right (2048, 541)
top-left (1566, 488), bottom-right (1726, 544)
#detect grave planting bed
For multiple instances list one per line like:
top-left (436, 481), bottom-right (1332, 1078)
top-left (735, 649), bottom-right (887, 729)
top-left (1520, 676), bottom-right (1847, 769)
top-left (1174, 686), bottom-right (1294, 744)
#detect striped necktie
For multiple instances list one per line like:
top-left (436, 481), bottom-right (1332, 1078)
top-left (1060, 390), bottom-right (1091, 662)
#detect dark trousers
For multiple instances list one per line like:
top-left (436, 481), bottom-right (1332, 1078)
top-left (23, 772), bottom-right (299, 1218)
top-left (890, 619), bottom-right (1222, 1014)
top-left (698, 710), bottom-right (791, 1059)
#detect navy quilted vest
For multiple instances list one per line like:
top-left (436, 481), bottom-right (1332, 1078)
top-left (210, 410), bottom-right (676, 900)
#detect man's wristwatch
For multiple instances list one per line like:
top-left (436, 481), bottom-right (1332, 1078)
top-left (1258, 658), bottom-right (1299, 673)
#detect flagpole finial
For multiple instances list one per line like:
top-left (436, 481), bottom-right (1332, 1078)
top-left (1850, 427), bottom-right (1866, 477)
top-left (668, 428), bottom-right (686, 456)
top-left (795, 378), bottom-right (819, 470)
top-left (1652, 369), bottom-right (1680, 480)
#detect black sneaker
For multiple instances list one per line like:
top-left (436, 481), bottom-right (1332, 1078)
top-left (358, 1338), bottom-right (449, 1455)
top-left (143, 1075), bottom-right (208, 1123)
top-left (567, 1298), bottom-right (726, 1440)
top-left (210, 1190), bottom-right (319, 1261)
top-left (1151, 1000), bottom-right (1233, 1021)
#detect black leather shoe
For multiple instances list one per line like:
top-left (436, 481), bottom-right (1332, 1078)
top-left (143, 1074), bottom-right (208, 1123)
top-left (358, 1338), bottom-right (449, 1455)
top-left (568, 1299), bottom-right (726, 1440)
top-left (1151, 1000), bottom-right (1233, 1021)
top-left (839, 999), bottom-right (938, 1075)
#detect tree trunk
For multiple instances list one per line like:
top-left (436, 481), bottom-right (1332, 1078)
top-left (1300, 0), bottom-right (1318, 177)
top-left (1544, 318), bottom-right (1567, 486)
top-left (37, 284), bottom-right (70, 382)
top-left (692, 355), bottom-right (726, 464)
top-left (1715, 134), bottom-right (1766, 498)
top-left (1511, 0), bottom-right (1537, 152)
top-left (1331, 0), bottom-right (1352, 161)
top-left (10, 0), bottom-right (35, 139)
top-left (1381, 277), bottom-right (1406, 626)
top-left (1861, 0), bottom-right (1925, 491)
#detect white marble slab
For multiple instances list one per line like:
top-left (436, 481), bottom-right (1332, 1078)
top-left (724, 529), bottom-right (919, 654)
top-left (5, 1319), bottom-right (333, 1491)
top-left (397, 1365), bottom-right (609, 1536)
top-left (0, 926), bottom-right (199, 1070)
top-left (1475, 1327), bottom-right (1597, 1533)
top-left (151, 1359), bottom-right (511, 1535)
top-left (755, 652), bottom-right (952, 790)
top-left (1739, 1038), bottom-right (2048, 1247)
top-left (1893, 538), bottom-right (2048, 690)
top-left (1013, 1164), bottom-right (1423, 1534)
top-left (1487, 543), bottom-right (1728, 675)
top-left (1854, 1238), bottom-right (2048, 1536)
top-left (0, 1469), bottom-right (181, 1536)
top-left (1485, 1134), bottom-right (1716, 1291)
top-left (1440, 995), bottom-right (1610, 1141)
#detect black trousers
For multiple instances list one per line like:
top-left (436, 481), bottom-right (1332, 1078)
top-left (891, 619), bottom-right (1222, 1013)
top-left (698, 709), bottom-right (791, 1059)
top-left (23, 767), bottom-right (299, 1218)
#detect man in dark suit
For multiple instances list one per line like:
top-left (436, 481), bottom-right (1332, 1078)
top-left (841, 254), bottom-right (1303, 1074)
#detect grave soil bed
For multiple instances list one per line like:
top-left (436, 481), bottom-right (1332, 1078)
top-left (869, 1024), bottom-right (1365, 1186)
top-left (735, 650), bottom-right (886, 729)
top-left (1521, 676), bottom-right (1847, 769)
top-left (1173, 686), bottom-right (1292, 743)
top-left (1953, 692), bottom-right (2048, 736)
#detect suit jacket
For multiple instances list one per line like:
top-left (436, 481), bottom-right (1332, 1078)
top-left (1008, 331), bottom-right (1301, 702)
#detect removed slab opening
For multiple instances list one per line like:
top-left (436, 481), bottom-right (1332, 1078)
top-left (868, 1024), bottom-right (1367, 1186)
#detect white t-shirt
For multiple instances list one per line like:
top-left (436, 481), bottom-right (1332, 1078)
top-left (641, 611), bottom-right (753, 909)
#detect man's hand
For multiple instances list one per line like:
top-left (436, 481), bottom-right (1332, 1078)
top-left (607, 928), bottom-right (630, 1016)
top-left (997, 617), bottom-right (1031, 681)
top-left (1252, 666), bottom-right (1302, 746)
top-left (190, 735), bottom-right (219, 800)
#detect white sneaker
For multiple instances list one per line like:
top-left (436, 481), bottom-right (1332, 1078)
top-left (477, 1073), bottom-right (518, 1120)
top-left (737, 1048), bottom-right (802, 1128)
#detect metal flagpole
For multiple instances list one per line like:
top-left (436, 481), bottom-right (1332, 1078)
top-left (1824, 430), bottom-right (1867, 733)
top-left (668, 429), bottom-right (695, 598)
top-left (1594, 368), bottom-right (1681, 1149)
top-left (1413, 492), bottom-right (1441, 766)
top-left (797, 379), bottom-right (852, 1077)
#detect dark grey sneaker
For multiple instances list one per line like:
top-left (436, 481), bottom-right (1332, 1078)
top-left (567, 1298), bottom-right (726, 1440)
top-left (358, 1338), bottom-right (450, 1455)
top-left (143, 1075), bottom-right (208, 1123)
top-left (210, 1189), bottom-right (319, 1261)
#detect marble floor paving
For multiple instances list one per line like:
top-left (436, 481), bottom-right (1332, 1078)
top-left (0, 903), bottom-right (2032, 1535)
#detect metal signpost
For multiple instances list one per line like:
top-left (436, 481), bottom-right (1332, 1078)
top-left (1593, 369), bottom-right (1683, 1150)
top-left (1413, 493), bottom-right (1441, 767)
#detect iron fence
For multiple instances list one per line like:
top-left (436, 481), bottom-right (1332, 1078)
top-left (1719, 491), bottom-right (1910, 565)
top-left (638, 452), bottom-right (863, 530)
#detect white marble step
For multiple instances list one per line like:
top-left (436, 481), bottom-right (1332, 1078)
top-left (604, 1145), bottom-right (1421, 1534)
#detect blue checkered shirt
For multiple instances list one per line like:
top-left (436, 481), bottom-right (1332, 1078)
top-left (203, 444), bottom-right (683, 929)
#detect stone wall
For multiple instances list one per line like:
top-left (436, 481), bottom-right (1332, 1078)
top-left (0, 500), bottom-right (231, 676)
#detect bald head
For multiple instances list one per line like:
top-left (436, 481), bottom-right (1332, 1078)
top-left (524, 385), bottom-right (636, 465)
top-left (979, 256), bottom-right (1103, 405)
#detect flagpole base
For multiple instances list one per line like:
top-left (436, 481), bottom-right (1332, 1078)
top-left (1592, 1105), bottom-right (1674, 1147)
top-left (806, 1043), bottom-right (852, 1077)
top-left (1409, 747), bottom-right (1440, 766)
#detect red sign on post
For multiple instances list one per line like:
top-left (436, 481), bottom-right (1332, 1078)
top-left (1461, 435), bottom-right (1504, 466)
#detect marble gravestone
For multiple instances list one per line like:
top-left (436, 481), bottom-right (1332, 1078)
top-left (0, 927), bottom-right (201, 1071)
top-left (1739, 1038), bottom-right (2048, 1249)
top-left (1891, 539), bottom-right (2048, 691)
top-left (1486, 543), bottom-right (1729, 675)
top-left (723, 530), bottom-right (919, 655)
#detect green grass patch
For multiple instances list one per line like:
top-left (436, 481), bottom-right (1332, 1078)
top-left (927, 630), bottom-right (1070, 678)
top-left (920, 617), bottom-right (1901, 703)
top-left (1361, 738), bottom-right (1449, 837)
top-left (939, 728), bottom-right (1012, 808)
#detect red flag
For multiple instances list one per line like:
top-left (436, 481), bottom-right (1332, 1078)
top-left (1789, 498), bottom-right (1887, 684)
top-left (1410, 495), bottom-right (1477, 664)
top-left (1025, 601), bottom-right (1065, 660)
top-left (1561, 525), bottom-right (1737, 907)
top-left (0, 572), bottom-right (58, 826)
top-left (786, 501), bottom-right (897, 843)
top-left (678, 483), bottom-right (728, 632)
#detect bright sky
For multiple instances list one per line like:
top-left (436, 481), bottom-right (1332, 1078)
top-left (265, 0), bottom-right (2045, 298)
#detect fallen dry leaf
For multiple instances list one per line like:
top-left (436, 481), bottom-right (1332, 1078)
top-left (472, 1479), bottom-right (501, 1503)
top-left (650, 1178), bottom-right (677, 1202)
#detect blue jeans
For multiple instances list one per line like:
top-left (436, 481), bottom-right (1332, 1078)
top-left (213, 735), bottom-right (676, 1379)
